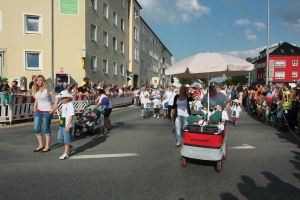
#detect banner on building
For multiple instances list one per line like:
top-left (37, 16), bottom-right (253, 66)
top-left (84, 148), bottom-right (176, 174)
top-left (60, 0), bottom-right (78, 15)
top-left (269, 60), bottom-right (274, 77)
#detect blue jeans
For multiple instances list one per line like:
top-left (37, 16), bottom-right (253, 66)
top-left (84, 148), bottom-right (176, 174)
top-left (58, 126), bottom-right (73, 145)
top-left (33, 112), bottom-right (52, 136)
top-left (144, 108), bottom-right (149, 118)
top-left (175, 115), bottom-right (187, 143)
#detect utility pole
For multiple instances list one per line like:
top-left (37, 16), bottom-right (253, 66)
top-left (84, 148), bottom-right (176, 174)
top-left (265, 0), bottom-right (270, 86)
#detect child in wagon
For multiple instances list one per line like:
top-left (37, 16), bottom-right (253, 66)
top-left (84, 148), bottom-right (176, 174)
top-left (209, 111), bottom-right (224, 133)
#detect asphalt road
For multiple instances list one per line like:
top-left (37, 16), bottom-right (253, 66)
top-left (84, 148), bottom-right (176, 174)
top-left (0, 106), bottom-right (299, 200)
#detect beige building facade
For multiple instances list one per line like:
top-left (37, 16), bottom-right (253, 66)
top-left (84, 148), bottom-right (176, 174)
top-left (0, 0), bottom-right (172, 90)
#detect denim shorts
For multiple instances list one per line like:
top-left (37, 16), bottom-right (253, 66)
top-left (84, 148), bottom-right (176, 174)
top-left (58, 126), bottom-right (73, 145)
top-left (33, 112), bottom-right (52, 136)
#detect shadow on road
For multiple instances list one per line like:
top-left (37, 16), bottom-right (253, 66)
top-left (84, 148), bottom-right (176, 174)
top-left (290, 151), bottom-right (300, 181)
top-left (236, 172), bottom-right (300, 199)
top-left (220, 192), bottom-right (239, 200)
top-left (71, 134), bottom-right (108, 155)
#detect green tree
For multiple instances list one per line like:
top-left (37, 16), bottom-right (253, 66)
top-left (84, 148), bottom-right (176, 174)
top-left (225, 76), bottom-right (248, 85)
top-left (179, 78), bottom-right (194, 85)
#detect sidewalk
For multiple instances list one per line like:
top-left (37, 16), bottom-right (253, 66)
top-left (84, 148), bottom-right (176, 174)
top-left (0, 105), bottom-right (134, 130)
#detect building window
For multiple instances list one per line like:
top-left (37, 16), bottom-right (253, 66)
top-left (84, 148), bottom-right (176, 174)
top-left (292, 72), bottom-right (298, 78)
top-left (24, 14), bottom-right (42, 34)
top-left (134, 7), bottom-right (139, 20)
top-left (141, 59), bottom-right (145, 68)
top-left (121, 0), bottom-right (125, 8)
top-left (120, 41), bottom-right (124, 54)
top-left (121, 18), bottom-right (124, 31)
top-left (290, 49), bottom-right (294, 53)
top-left (275, 61), bottom-right (285, 68)
top-left (90, 24), bottom-right (97, 41)
top-left (102, 59), bottom-right (108, 73)
top-left (280, 49), bottom-right (284, 53)
top-left (113, 11), bottom-right (117, 25)
top-left (90, 55), bottom-right (97, 72)
top-left (292, 60), bottom-right (298, 66)
top-left (91, 0), bottom-right (97, 10)
top-left (113, 62), bottom-right (117, 75)
top-left (103, 31), bottom-right (108, 46)
top-left (113, 37), bottom-right (117, 50)
top-left (134, 27), bottom-right (138, 41)
top-left (103, 3), bottom-right (108, 18)
top-left (134, 47), bottom-right (139, 61)
top-left (120, 64), bottom-right (124, 76)
top-left (275, 72), bottom-right (285, 79)
top-left (25, 51), bottom-right (42, 70)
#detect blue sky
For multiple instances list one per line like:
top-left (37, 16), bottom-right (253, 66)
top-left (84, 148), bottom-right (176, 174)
top-left (138, 0), bottom-right (300, 63)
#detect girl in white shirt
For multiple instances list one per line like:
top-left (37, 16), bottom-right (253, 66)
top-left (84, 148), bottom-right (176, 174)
top-left (231, 99), bottom-right (242, 127)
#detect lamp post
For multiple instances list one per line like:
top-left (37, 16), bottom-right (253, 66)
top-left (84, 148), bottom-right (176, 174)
top-left (265, 0), bottom-right (270, 86)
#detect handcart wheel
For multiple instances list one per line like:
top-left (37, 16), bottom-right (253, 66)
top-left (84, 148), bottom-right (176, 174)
top-left (215, 160), bottom-right (222, 172)
top-left (102, 127), bottom-right (108, 135)
top-left (223, 144), bottom-right (228, 160)
top-left (73, 128), bottom-right (82, 138)
top-left (181, 157), bottom-right (187, 167)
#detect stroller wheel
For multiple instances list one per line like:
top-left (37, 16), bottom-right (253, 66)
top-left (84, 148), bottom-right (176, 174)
top-left (181, 156), bottom-right (187, 167)
top-left (102, 127), bottom-right (108, 135)
top-left (73, 128), bottom-right (82, 138)
top-left (223, 144), bottom-right (228, 160)
top-left (215, 160), bottom-right (223, 172)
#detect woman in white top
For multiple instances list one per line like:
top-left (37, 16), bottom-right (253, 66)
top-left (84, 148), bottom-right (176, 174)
top-left (33, 75), bottom-right (56, 152)
top-left (165, 86), bottom-right (175, 122)
top-left (171, 86), bottom-right (193, 147)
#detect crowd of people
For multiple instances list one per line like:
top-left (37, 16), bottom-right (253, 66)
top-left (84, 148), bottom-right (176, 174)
top-left (134, 80), bottom-right (300, 146)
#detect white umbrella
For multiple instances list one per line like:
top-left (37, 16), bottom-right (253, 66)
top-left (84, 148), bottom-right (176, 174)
top-left (165, 52), bottom-right (254, 78)
top-left (165, 52), bottom-right (254, 111)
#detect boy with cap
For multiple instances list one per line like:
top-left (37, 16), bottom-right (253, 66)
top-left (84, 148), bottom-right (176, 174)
top-left (202, 102), bottom-right (212, 121)
top-left (209, 111), bottom-right (224, 133)
top-left (153, 95), bottom-right (161, 118)
top-left (215, 100), bottom-right (229, 123)
top-left (0, 78), bottom-right (12, 105)
top-left (56, 90), bottom-right (75, 160)
top-left (186, 115), bottom-right (201, 125)
top-left (141, 94), bottom-right (151, 118)
top-left (193, 110), bottom-right (207, 125)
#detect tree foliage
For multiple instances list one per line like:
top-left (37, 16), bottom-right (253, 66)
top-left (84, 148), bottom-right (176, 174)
top-left (224, 76), bottom-right (248, 85)
top-left (179, 78), bottom-right (194, 85)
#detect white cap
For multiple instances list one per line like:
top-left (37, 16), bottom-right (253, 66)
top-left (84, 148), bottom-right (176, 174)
top-left (154, 85), bottom-right (157, 89)
top-left (186, 84), bottom-right (190, 87)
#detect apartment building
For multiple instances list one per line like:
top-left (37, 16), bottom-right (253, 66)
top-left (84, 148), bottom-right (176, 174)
top-left (0, 0), bottom-right (172, 90)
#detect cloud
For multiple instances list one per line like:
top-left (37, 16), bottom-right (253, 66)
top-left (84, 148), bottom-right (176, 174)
top-left (277, 0), bottom-right (300, 33)
top-left (254, 21), bottom-right (266, 31)
top-left (138, 0), bottom-right (210, 23)
top-left (235, 19), bottom-right (251, 26)
top-left (217, 32), bottom-right (222, 36)
top-left (244, 28), bottom-right (257, 41)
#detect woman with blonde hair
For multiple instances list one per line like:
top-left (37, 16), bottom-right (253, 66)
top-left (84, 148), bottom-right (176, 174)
top-left (32, 75), bottom-right (56, 152)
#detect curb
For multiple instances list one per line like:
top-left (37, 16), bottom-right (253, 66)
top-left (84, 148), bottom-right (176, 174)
top-left (0, 105), bottom-right (135, 130)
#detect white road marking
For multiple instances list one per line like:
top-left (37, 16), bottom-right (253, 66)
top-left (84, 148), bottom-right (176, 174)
top-left (69, 153), bottom-right (139, 159)
top-left (229, 144), bottom-right (255, 149)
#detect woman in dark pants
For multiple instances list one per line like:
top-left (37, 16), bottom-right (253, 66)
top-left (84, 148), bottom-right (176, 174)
top-left (171, 86), bottom-right (193, 147)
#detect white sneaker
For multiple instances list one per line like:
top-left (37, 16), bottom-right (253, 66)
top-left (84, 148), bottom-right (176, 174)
top-left (59, 153), bottom-right (69, 160)
top-left (154, 114), bottom-right (156, 118)
top-left (157, 115), bottom-right (159, 118)
top-left (141, 114), bottom-right (143, 117)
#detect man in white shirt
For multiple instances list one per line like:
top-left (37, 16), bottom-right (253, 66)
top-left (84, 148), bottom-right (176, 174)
top-left (139, 87), bottom-right (149, 117)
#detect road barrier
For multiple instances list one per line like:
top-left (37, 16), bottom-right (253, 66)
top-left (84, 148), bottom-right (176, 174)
top-left (0, 94), bottom-right (133, 125)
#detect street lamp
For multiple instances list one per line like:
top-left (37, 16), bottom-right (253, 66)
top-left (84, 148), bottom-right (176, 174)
top-left (266, 0), bottom-right (270, 86)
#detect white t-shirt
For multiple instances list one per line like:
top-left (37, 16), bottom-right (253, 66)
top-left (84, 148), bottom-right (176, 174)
top-left (139, 91), bottom-right (149, 103)
top-left (194, 100), bottom-right (202, 111)
top-left (231, 105), bottom-right (242, 118)
top-left (222, 110), bottom-right (229, 121)
top-left (61, 102), bottom-right (75, 128)
top-left (201, 92), bottom-right (230, 107)
top-left (151, 90), bottom-right (160, 98)
top-left (153, 99), bottom-right (161, 109)
top-left (133, 89), bottom-right (139, 97)
top-left (142, 98), bottom-right (151, 108)
top-left (165, 91), bottom-right (175, 106)
top-left (34, 90), bottom-right (52, 111)
top-left (99, 94), bottom-right (112, 109)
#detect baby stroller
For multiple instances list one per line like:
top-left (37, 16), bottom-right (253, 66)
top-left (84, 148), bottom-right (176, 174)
top-left (73, 103), bottom-right (108, 138)
top-left (180, 124), bottom-right (227, 172)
